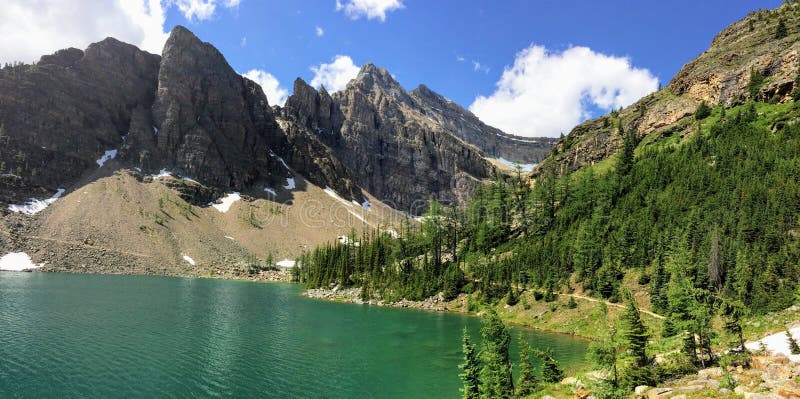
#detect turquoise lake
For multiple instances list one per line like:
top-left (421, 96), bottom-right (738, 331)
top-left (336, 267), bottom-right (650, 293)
top-left (0, 272), bottom-right (588, 398)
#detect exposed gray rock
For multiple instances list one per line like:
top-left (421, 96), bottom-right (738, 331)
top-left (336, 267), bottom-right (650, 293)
top-left (0, 25), bottom-right (543, 217)
top-left (282, 64), bottom-right (498, 212)
top-left (145, 26), bottom-right (285, 190)
top-left (0, 37), bottom-right (160, 204)
top-left (409, 83), bottom-right (557, 164)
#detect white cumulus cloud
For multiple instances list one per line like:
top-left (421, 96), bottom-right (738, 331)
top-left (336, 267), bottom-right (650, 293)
top-left (310, 55), bottom-right (361, 93)
top-left (315, 26), bottom-right (325, 37)
top-left (0, 0), bottom-right (168, 63)
top-left (335, 0), bottom-right (404, 22)
top-left (243, 69), bottom-right (288, 106)
top-left (172, 0), bottom-right (240, 22)
top-left (0, 0), bottom-right (240, 65)
top-left (470, 45), bottom-right (658, 138)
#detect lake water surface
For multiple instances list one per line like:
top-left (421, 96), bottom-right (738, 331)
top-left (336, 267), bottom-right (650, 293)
top-left (0, 272), bottom-right (587, 398)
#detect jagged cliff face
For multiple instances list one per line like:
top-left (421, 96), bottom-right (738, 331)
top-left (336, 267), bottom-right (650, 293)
top-left (124, 26), bottom-right (286, 191)
top-left (0, 25), bottom-right (551, 274)
top-left (0, 26), bottom-right (361, 207)
top-left (281, 64), bottom-right (497, 211)
top-left (540, 3), bottom-right (800, 176)
top-left (0, 25), bottom-right (545, 217)
top-left (408, 84), bottom-right (558, 165)
top-left (0, 38), bottom-right (160, 203)
top-left (670, 6), bottom-right (800, 105)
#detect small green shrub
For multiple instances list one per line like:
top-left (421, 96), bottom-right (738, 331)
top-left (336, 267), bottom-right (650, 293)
top-left (695, 101), bottom-right (712, 120)
top-left (566, 296), bottom-right (578, 309)
top-left (653, 353), bottom-right (698, 383)
top-left (748, 69), bottom-right (765, 100)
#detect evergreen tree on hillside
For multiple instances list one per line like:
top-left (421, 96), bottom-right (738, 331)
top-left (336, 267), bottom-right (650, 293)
top-left (792, 70), bottom-right (800, 101)
top-left (721, 298), bottom-right (748, 353)
top-left (479, 309), bottom-right (514, 399)
top-left (459, 328), bottom-right (481, 399)
top-left (536, 349), bottom-right (565, 383)
top-left (708, 227), bottom-right (725, 291)
top-left (588, 325), bottom-right (620, 387)
top-left (748, 68), bottom-right (765, 100)
top-left (516, 335), bottom-right (538, 396)
top-left (695, 101), bottom-right (712, 120)
top-left (620, 293), bottom-right (656, 388)
top-left (622, 293), bottom-right (650, 367)
top-left (787, 329), bottom-right (800, 355)
top-left (650, 240), bottom-right (669, 313)
top-left (616, 126), bottom-right (637, 177)
top-left (776, 17), bottom-right (789, 39)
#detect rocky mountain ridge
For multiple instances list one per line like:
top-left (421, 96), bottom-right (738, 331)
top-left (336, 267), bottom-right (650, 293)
top-left (281, 63), bottom-right (503, 210)
top-left (538, 3), bottom-right (800, 176)
top-left (408, 83), bottom-right (558, 165)
top-left (0, 26), bottom-right (548, 216)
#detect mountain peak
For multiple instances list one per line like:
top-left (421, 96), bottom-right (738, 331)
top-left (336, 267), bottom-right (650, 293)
top-left (168, 25), bottom-right (196, 40)
top-left (358, 62), bottom-right (381, 75)
top-left (351, 62), bottom-right (404, 94)
top-left (410, 83), bottom-right (443, 102)
top-left (161, 25), bottom-right (213, 58)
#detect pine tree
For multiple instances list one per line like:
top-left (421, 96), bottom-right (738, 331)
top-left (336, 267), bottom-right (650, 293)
top-left (661, 316), bottom-right (677, 338)
top-left (479, 309), bottom-right (514, 399)
top-left (566, 296), bottom-right (578, 309)
top-left (516, 335), bottom-right (538, 396)
top-left (793, 70), bottom-right (800, 101)
top-left (459, 328), bottom-right (481, 399)
top-left (721, 298), bottom-right (748, 352)
top-left (617, 127), bottom-right (637, 177)
top-left (776, 18), bottom-right (788, 39)
top-left (689, 291), bottom-right (715, 367)
top-left (588, 326), bottom-right (619, 387)
top-left (786, 329), bottom-right (800, 355)
top-left (708, 227), bottom-right (724, 291)
top-left (537, 349), bottom-right (565, 383)
top-left (748, 68), bottom-right (765, 100)
top-left (695, 101), bottom-right (712, 120)
top-left (622, 293), bottom-right (649, 367)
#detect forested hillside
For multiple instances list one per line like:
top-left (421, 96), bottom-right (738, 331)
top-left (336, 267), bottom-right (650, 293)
top-left (298, 99), bottom-right (800, 317)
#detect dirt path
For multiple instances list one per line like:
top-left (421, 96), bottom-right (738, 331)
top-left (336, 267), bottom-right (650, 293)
top-left (562, 292), bottom-right (665, 319)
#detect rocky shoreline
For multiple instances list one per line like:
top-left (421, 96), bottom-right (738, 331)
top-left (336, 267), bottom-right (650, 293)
top-left (303, 286), bottom-right (469, 313)
top-left (3, 266), bottom-right (294, 284)
top-left (634, 355), bottom-right (800, 399)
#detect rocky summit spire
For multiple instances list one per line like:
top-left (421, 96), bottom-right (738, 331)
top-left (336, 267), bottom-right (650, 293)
top-left (349, 62), bottom-right (408, 99)
top-left (149, 25), bottom-right (284, 190)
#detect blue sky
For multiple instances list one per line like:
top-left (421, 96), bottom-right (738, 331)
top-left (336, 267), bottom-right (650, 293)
top-left (170, 1), bottom-right (778, 100)
top-left (1, 0), bottom-right (784, 137)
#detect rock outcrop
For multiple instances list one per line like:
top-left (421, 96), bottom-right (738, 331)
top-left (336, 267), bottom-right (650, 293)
top-left (0, 25), bottom-right (544, 216)
top-left (0, 38), bottom-right (160, 203)
top-left (136, 26), bottom-right (286, 190)
top-left (409, 84), bottom-right (557, 164)
top-left (281, 64), bottom-right (500, 212)
top-left (636, 355), bottom-right (800, 399)
top-left (0, 26), bottom-right (353, 208)
top-left (539, 3), bottom-right (800, 177)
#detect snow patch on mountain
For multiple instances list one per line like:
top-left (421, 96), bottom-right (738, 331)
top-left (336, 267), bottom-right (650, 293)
top-left (0, 252), bottom-right (41, 271)
top-left (8, 189), bottom-right (66, 215)
top-left (96, 149), bottom-right (117, 167)
top-left (209, 192), bottom-right (241, 213)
